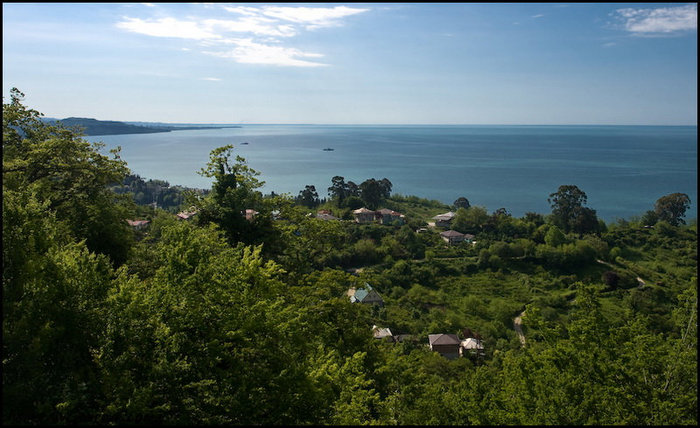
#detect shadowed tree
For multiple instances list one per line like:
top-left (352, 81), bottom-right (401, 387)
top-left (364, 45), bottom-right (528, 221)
top-left (297, 185), bottom-right (320, 208)
top-left (654, 193), bottom-right (691, 226)
top-left (359, 179), bottom-right (383, 209)
top-left (548, 185), bottom-right (599, 234)
top-left (3, 87), bottom-right (133, 265)
top-left (453, 197), bottom-right (471, 210)
top-left (195, 145), bottom-right (275, 247)
top-left (328, 176), bottom-right (349, 205)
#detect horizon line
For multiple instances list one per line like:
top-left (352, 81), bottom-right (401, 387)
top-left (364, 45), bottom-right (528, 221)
top-left (45, 117), bottom-right (699, 127)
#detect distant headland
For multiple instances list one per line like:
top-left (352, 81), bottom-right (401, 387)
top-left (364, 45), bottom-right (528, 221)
top-left (41, 117), bottom-right (241, 136)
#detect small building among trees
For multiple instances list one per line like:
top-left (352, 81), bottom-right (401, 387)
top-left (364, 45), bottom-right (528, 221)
top-left (432, 211), bottom-right (456, 228)
top-left (176, 208), bottom-right (198, 220)
top-left (428, 334), bottom-right (461, 359)
top-left (440, 229), bottom-right (469, 245)
top-left (347, 283), bottom-right (384, 305)
top-left (376, 208), bottom-right (405, 225)
top-left (126, 219), bottom-right (150, 230)
top-left (353, 207), bottom-right (376, 223)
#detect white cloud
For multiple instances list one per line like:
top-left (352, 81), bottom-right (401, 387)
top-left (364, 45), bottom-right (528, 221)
top-left (204, 39), bottom-right (327, 67)
top-left (532, 14), bottom-right (544, 19)
top-left (116, 5), bottom-right (369, 67)
top-left (223, 6), bottom-right (261, 17)
top-left (116, 17), bottom-right (220, 40)
top-left (200, 77), bottom-right (221, 81)
top-left (260, 5), bottom-right (369, 29)
top-left (203, 17), bottom-right (297, 38)
top-left (613, 4), bottom-right (696, 35)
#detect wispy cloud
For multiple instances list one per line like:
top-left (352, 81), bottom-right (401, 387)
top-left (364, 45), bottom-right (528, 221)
top-left (116, 17), bottom-right (220, 40)
top-left (612, 4), bottom-right (696, 36)
top-left (203, 39), bottom-right (328, 68)
top-left (532, 14), bottom-right (544, 19)
top-left (115, 5), bottom-right (368, 67)
top-left (259, 6), bottom-right (369, 30)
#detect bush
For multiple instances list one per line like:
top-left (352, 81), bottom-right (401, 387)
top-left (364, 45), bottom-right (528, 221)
top-left (602, 271), bottom-right (620, 289)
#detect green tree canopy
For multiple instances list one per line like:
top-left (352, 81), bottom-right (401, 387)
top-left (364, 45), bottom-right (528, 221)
top-left (195, 145), bottom-right (275, 247)
top-left (453, 197), bottom-right (471, 210)
top-left (548, 185), bottom-right (599, 234)
top-left (328, 176), bottom-right (350, 204)
top-left (452, 206), bottom-right (489, 234)
top-left (3, 88), bottom-right (133, 265)
top-left (654, 193), bottom-right (691, 226)
top-left (297, 185), bottom-right (320, 208)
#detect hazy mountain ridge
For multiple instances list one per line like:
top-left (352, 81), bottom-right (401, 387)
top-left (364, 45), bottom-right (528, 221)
top-left (40, 117), bottom-right (240, 136)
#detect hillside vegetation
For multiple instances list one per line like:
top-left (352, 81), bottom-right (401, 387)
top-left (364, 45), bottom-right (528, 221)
top-left (4, 88), bottom-right (697, 425)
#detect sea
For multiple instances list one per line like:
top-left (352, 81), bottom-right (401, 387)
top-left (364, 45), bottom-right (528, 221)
top-left (87, 125), bottom-right (698, 222)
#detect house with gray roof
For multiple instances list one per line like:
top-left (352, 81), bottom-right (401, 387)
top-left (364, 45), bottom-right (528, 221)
top-left (428, 333), bottom-right (461, 359)
top-left (372, 325), bottom-right (394, 340)
top-left (347, 283), bottom-right (384, 306)
top-left (460, 337), bottom-right (485, 358)
top-left (432, 211), bottom-right (456, 228)
top-left (353, 207), bottom-right (376, 223)
top-left (316, 211), bottom-right (339, 221)
top-left (440, 229), bottom-right (466, 245)
top-left (376, 208), bottom-right (405, 225)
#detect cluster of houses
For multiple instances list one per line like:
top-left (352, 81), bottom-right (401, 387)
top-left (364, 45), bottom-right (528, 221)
top-left (428, 333), bottom-right (485, 359)
top-left (352, 207), bottom-right (405, 225)
top-left (432, 211), bottom-right (476, 246)
top-left (127, 207), bottom-right (261, 230)
top-left (128, 205), bottom-right (412, 231)
top-left (127, 205), bottom-right (483, 359)
top-left (348, 283), bottom-right (485, 360)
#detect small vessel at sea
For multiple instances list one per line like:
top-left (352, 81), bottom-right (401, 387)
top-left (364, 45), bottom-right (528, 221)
top-left (322, 148), bottom-right (334, 151)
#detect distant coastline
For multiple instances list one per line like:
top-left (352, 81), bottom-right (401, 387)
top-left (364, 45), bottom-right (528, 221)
top-left (41, 117), bottom-right (241, 136)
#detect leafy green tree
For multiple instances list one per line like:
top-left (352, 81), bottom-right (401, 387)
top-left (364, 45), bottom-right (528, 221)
top-left (544, 225), bottom-right (566, 247)
top-left (548, 185), bottom-right (599, 234)
top-left (99, 222), bottom-right (326, 424)
top-left (524, 211), bottom-right (545, 226)
top-left (344, 195), bottom-right (364, 210)
top-left (3, 190), bottom-right (113, 424)
top-left (453, 196), bottom-right (471, 210)
top-left (194, 145), bottom-right (275, 247)
top-left (452, 206), bottom-right (489, 234)
top-left (640, 209), bottom-right (659, 226)
top-left (297, 184), bottom-right (320, 208)
top-left (328, 176), bottom-right (350, 205)
top-left (379, 178), bottom-right (393, 198)
top-left (275, 205), bottom-right (348, 274)
top-left (3, 88), bottom-right (133, 265)
top-left (329, 351), bottom-right (380, 425)
top-left (654, 193), bottom-right (691, 226)
top-left (359, 178), bottom-right (391, 209)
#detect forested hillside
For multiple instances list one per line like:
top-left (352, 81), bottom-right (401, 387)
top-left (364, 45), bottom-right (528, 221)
top-left (40, 117), bottom-right (241, 136)
top-left (3, 88), bottom-right (697, 425)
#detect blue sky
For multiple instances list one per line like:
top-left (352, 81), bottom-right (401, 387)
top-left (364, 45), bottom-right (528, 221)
top-left (2, 2), bottom-right (697, 124)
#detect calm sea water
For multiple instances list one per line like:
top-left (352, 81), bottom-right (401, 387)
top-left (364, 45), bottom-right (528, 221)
top-left (88, 125), bottom-right (697, 222)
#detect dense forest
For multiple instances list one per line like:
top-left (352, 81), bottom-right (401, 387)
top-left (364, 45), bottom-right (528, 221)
top-left (3, 88), bottom-right (697, 425)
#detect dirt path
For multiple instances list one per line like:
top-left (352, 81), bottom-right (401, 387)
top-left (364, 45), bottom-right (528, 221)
top-left (513, 310), bottom-right (526, 347)
top-left (596, 259), bottom-right (647, 287)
